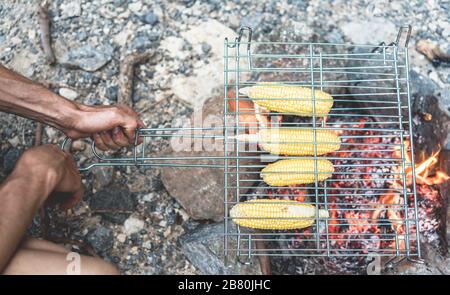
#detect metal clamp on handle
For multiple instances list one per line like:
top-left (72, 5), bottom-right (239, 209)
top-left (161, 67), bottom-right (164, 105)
top-left (60, 129), bottom-right (142, 172)
top-left (395, 25), bottom-right (412, 48)
top-left (60, 127), bottom-right (228, 171)
top-left (226, 26), bottom-right (254, 71)
top-left (225, 26), bottom-right (252, 50)
top-left (371, 25), bottom-right (412, 53)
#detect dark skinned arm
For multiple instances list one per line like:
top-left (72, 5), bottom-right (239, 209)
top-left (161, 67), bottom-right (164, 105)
top-left (0, 64), bottom-right (144, 150)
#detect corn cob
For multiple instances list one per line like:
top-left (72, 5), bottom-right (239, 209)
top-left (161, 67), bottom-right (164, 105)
top-left (261, 158), bottom-right (334, 186)
top-left (240, 84), bottom-right (333, 116)
top-left (236, 128), bottom-right (341, 156)
top-left (230, 199), bottom-right (329, 230)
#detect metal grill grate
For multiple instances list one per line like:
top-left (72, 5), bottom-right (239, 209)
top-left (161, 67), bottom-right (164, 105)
top-left (223, 26), bottom-right (420, 264)
top-left (64, 25), bottom-right (420, 265)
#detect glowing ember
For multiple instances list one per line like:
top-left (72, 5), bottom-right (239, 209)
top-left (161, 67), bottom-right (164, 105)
top-left (262, 117), bottom-right (449, 260)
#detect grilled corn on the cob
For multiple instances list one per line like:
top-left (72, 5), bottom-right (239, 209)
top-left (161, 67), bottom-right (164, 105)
top-left (230, 199), bottom-right (329, 230)
top-left (261, 158), bottom-right (334, 186)
top-left (240, 84), bottom-right (333, 116)
top-left (236, 128), bottom-right (341, 156)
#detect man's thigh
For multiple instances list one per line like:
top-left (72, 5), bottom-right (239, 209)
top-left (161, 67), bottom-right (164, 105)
top-left (3, 239), bottom-right (119, 275)
top-left (20, 237), bottom-right (69, 254)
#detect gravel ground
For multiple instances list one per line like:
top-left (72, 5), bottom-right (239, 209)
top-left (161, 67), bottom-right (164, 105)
top-left (0, 0), bottom-right (449, 274)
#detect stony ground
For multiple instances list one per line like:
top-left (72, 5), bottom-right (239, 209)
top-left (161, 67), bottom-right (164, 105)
top-left (0, 0), bottom-right (449, 274)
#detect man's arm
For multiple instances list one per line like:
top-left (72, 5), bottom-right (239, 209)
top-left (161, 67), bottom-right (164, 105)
top-left (0, 64), bottom-right (144, 150)
top-left (0, 145), bottom-right (83, 271)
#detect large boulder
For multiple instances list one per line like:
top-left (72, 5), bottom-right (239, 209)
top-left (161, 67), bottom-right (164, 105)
top-left (169, 19), bottom-right (240, 107)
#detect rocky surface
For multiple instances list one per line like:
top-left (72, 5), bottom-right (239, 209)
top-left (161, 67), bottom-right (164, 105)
top-left (160, 95), bottom-right (260, 221)
top-left (0, 0), bottom-right (449, 275)
top-left (181, 222), bottom-right (262, 275)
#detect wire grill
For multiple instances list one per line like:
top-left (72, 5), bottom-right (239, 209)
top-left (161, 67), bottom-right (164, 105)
top-left (222, 25), bottom-right (420, 264)
top-left (65, 25), bottom-right (420, 265)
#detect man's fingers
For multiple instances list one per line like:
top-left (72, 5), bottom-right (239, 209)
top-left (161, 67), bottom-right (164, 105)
top-left (93, 133), bottom-right (109, 151)
top-left (137, 118), bottom-right (146, 128)
top-left (111, 127), bottom-right (130, 147)
top-left (123, 127), bottom-right (137, 145)
top-left (116, 104), bottom-right (145, 145)
top-left (99, 131), bottom-right (120, 150)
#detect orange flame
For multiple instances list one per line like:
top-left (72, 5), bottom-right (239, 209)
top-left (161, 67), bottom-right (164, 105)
top-left (402, 140), bottom-right (450, 185)
top-left (374, 140), bottom-right (449, 250)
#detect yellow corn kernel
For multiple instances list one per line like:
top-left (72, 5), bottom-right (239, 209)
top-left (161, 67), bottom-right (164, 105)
top-left (240, 84), bottom-right (333, 116)
top-left (237, 128), bottom-right (340, 156)
top-left (230, 199), bottom-right (329, 230)
top-left (261, 158), bottom-right (334, 186)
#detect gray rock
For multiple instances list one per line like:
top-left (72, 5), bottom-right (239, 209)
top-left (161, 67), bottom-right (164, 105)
top-left (106, 85), bottom-right (118, 102)
top-left (113, 0), bottom-right (127, 5)
top-left (58, 88), bottom-right (79, 100)
top-left (2, 126), bottom-right (13, 137)
top-left (60, 0), bottom-right (82, 19)
top-left (131, 32), bottom-right (160, 52)
top-left (180, 222), bottom-right (262, 275)
top-left (60, 44), bottom-right (113, 72)
top-left (179, 0), bottom-right (196, 8)
top-left (86, 226), bottom-right (114, 254)
top-left (89, 186), bottom-right (136, 223)
top-left (240, 12), bottom-right (263, 29)
top-left (77, 31), bottom-right (88, 42)
top-left (123, 216), bottom-right (145, 235)
top-left (2, 148), bottom-right (21, 173)
top-left (170, 20), bottom-right (237, 107)
top-left (326, 29), bottom-right (344, 44)
top-left (341, 18), bottom-right (396, 45)
top-left (132, 92), bottom-right (141, 103)
top-left (410, 70), bottom-right (437, 98)
top-left (201, 42), bottom-right (211, 54)
top-left (92, 166), bottom-right (114, 191)
top-left (142, 11), bottom-right (158, 26)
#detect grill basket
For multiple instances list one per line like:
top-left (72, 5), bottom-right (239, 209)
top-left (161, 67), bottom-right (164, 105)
top-left (64, 25), bottom-right (420, 267)
top-left (222, 25), bottom-right (420, 265)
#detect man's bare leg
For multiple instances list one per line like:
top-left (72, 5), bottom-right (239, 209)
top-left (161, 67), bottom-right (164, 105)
top-left (21, 237), bottom-right (69, 254)
top-left (0, 146), bottom-right (118, 275)
top-left (3, 238), bottom-right (119, 275)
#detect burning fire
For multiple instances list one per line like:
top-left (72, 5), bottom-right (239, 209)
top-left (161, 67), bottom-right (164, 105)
top-left (296, 119), bottom-right (448, 256)
top-left (242, 101), bottom-right (449, 260)
top-left (394, 140), bottom-right (450, 185)
top-left (373, 140), bottom-right (449, 250)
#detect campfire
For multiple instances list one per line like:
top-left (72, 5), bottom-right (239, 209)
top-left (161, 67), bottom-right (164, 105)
top-left (262, 117), bottom-right (449, 272)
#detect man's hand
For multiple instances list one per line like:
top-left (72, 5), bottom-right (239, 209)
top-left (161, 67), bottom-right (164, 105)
top-left (13, 145), bottom-right (84, 210)
top-left (63, 103), bottom-right (145, 151)
top-left (0, 64), bottom-right (145, 151)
